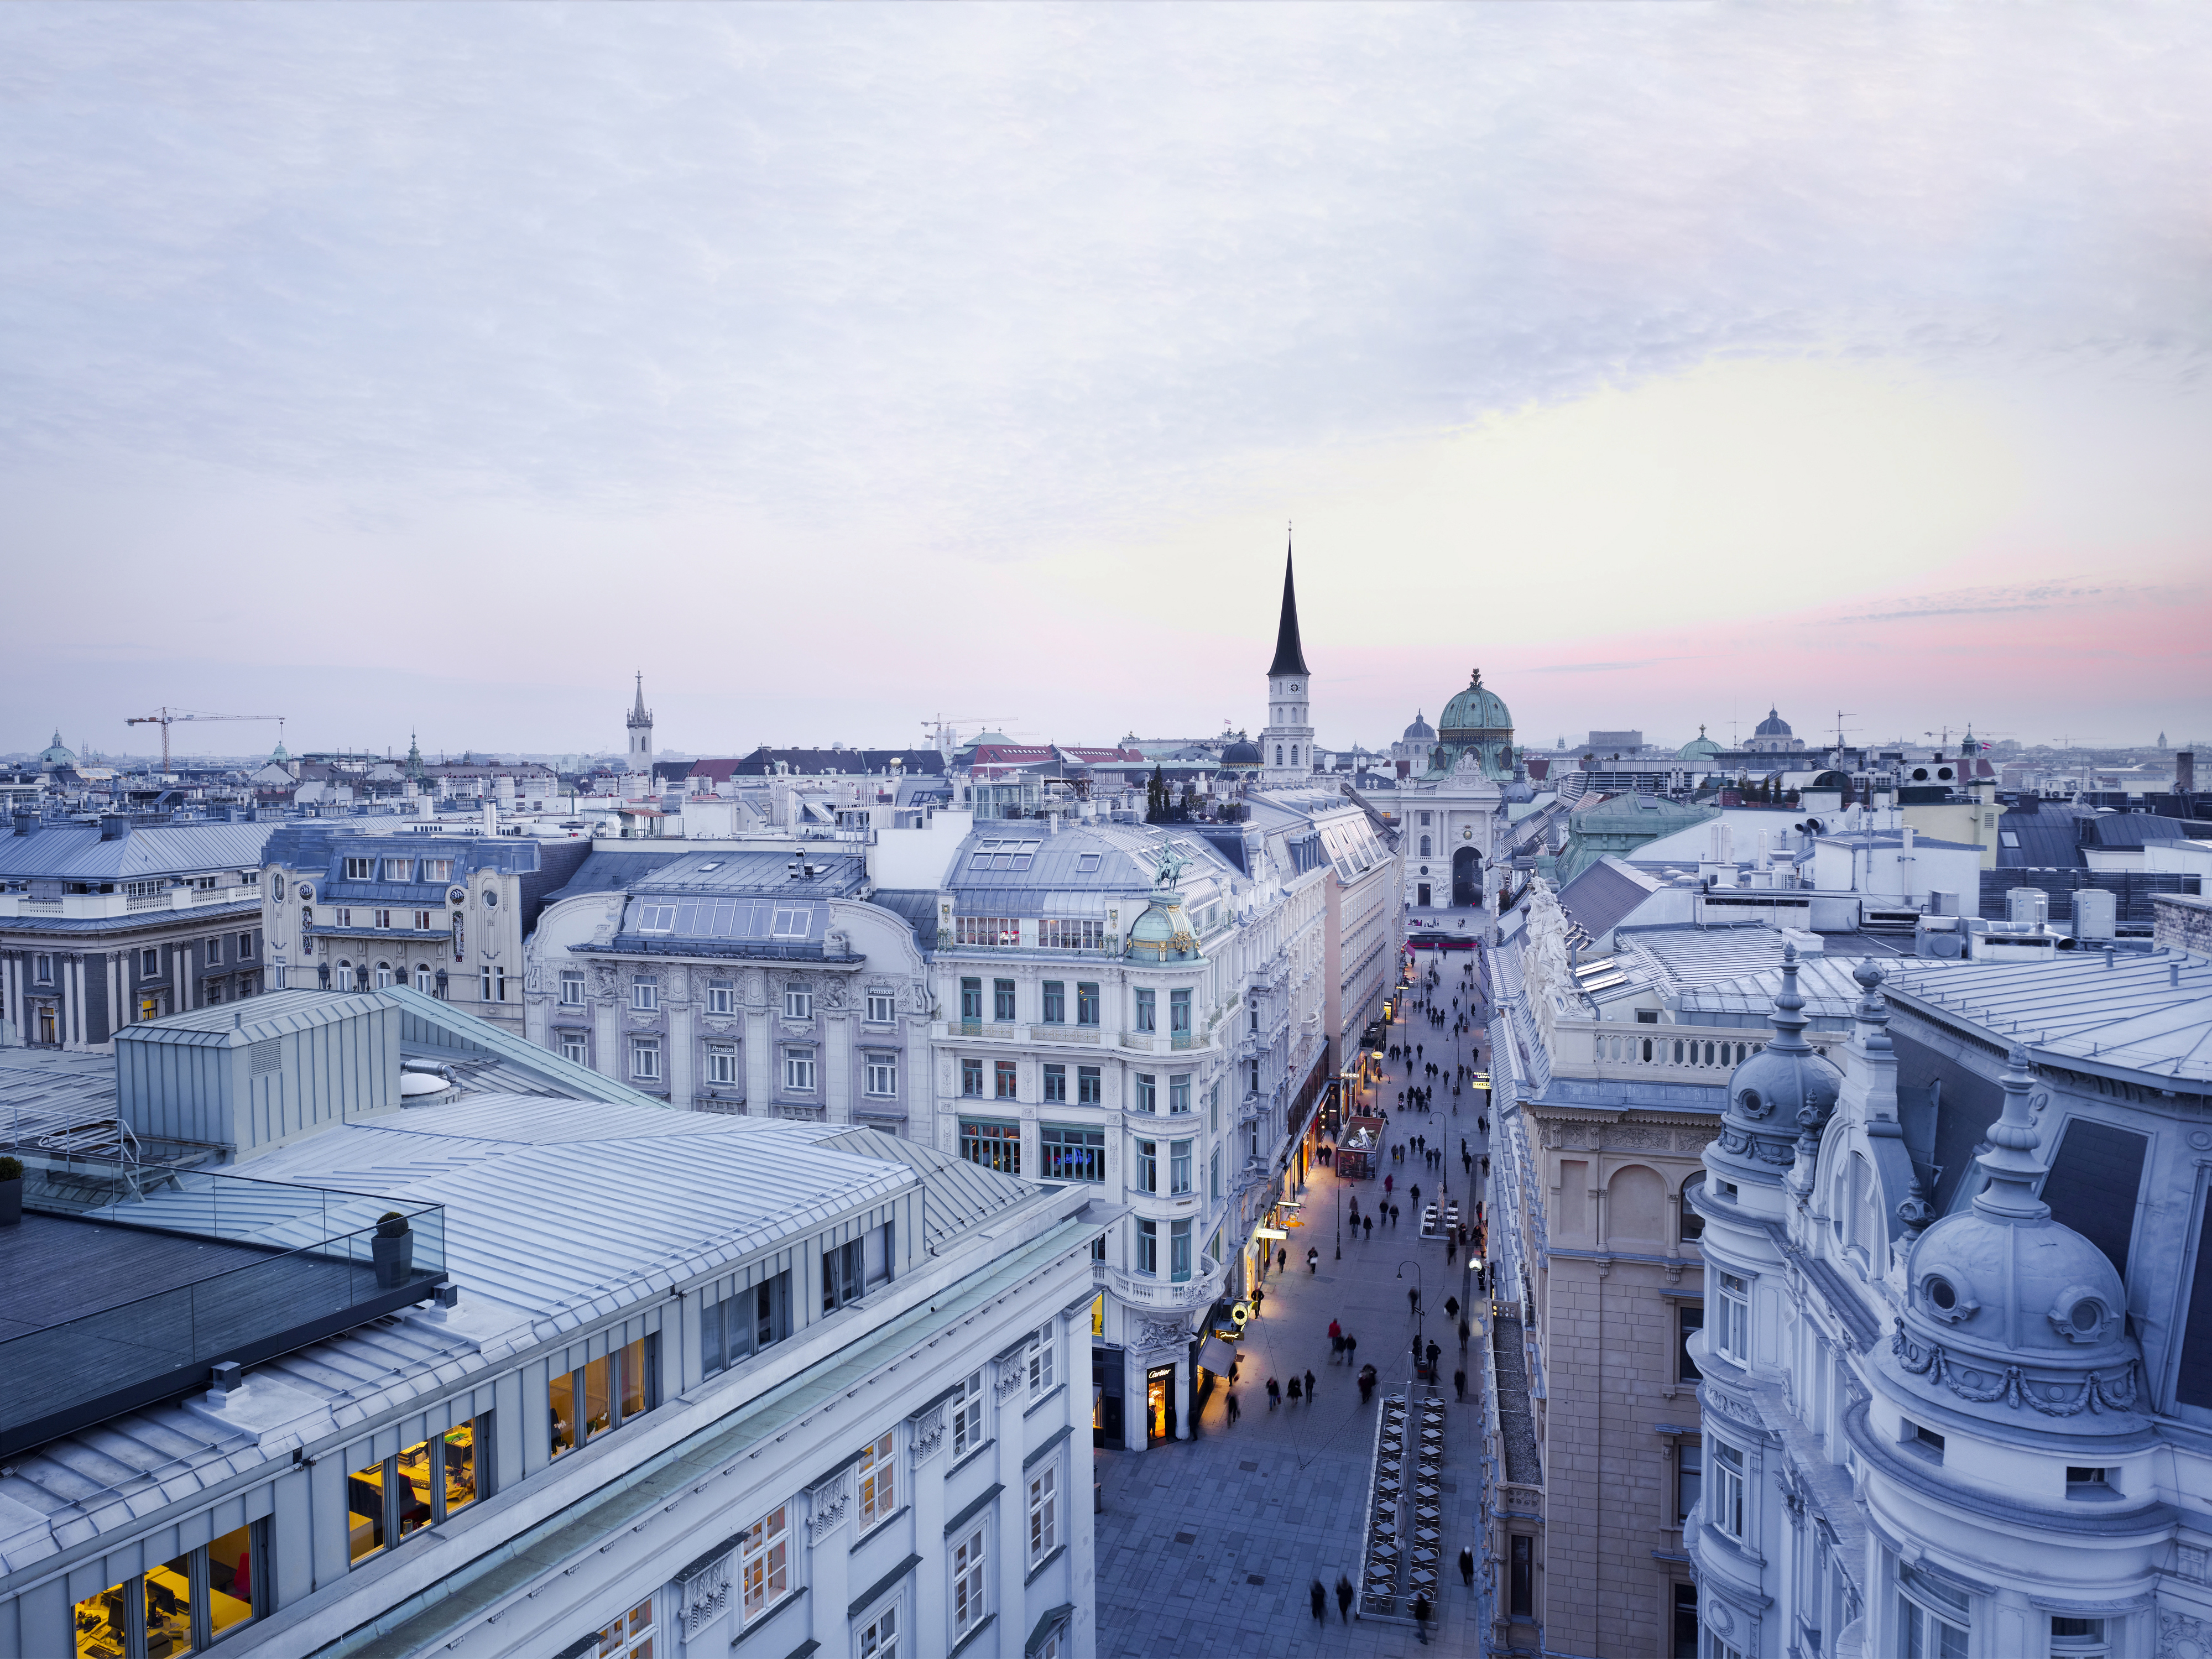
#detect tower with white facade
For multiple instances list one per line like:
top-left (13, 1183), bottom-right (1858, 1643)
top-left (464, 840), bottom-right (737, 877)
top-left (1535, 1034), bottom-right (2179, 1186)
top-left (625, 671), bottom-right (653, 774)
top-left (1259, 534), bottom-right (1314, 786)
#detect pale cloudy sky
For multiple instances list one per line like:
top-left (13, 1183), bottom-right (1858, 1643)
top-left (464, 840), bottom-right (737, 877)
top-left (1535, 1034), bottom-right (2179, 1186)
top-left (3, 3), bottom-right (2209, 760)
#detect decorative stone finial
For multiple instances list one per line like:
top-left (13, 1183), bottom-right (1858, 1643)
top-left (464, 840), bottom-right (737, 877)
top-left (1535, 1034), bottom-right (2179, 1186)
top-left (1896, 1175), bottom-right (1935, 1237)
top-left (1971, 1047), bottom-right (2051, 1224)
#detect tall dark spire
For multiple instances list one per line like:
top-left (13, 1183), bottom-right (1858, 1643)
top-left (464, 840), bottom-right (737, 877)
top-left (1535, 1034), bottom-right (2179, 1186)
top-left (1266, 529), bottom-right (1311, 677)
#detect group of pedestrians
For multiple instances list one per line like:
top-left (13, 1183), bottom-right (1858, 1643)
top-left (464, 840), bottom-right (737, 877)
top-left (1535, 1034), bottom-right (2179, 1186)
top-left (1305, 1547), bottom-right (1480, 1642)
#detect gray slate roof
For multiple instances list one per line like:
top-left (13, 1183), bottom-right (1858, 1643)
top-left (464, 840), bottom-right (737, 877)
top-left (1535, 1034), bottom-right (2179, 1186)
top-left (0, 821), bottom-right (276, 881)
top-left (1557, 855), bottom-right (1662, 941)
top-left (1885, 949), bottom-right (2212, 1085)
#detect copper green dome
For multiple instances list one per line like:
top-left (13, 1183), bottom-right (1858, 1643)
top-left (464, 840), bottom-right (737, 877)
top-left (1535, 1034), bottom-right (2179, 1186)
top-left (1438, 670), bottom-right (1512, 737)
top-left (1677, 725), bottom-right (1723, 762)
top-left (1125, 896), bottom-right (1201, 962)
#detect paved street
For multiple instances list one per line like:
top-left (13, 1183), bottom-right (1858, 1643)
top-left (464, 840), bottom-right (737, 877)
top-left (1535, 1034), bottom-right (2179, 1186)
top-left (1095, 950), bottom-right (1495, 1658)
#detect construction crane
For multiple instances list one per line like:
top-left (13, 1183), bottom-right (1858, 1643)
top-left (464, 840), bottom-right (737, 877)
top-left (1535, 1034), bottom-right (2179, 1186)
top-left (125, 708), bottom-right (286, 772)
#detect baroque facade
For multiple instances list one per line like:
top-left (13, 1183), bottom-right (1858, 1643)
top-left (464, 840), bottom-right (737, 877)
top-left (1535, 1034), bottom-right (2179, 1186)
top-left (1484, 879), bottom-right (1858, 1659)
top-left (523, 844), bottom-right (932, 1125)
top-left (1398, 669), bottom-right (1520, 916)
top-left (1684, 945), bottom-right (2212, 1659)
top-left (923, 817), bottom-right (1331, 1452)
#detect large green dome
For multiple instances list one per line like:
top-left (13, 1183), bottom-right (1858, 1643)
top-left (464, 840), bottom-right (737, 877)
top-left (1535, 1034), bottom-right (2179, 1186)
top-left (1678, 725), bottom-right (1723, 762)
top-left (1438, 671), bottom-right (1512, 737)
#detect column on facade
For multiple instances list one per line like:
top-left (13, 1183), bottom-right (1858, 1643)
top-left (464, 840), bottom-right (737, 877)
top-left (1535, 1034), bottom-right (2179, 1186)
top-left (745, 974), bottom-right (773, 1111)
top-left (823, 1002), bottom-right (852, 1124)
top-left (593, 993), bottom-right (620, 1084)
top-left (667, 975), bottom-right (695, 1108)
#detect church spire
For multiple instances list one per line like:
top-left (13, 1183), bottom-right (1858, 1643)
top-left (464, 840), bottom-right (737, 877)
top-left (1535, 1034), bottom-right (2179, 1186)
top-left (628, 671), bottom-right (650, 728)
top-left (1266, 527), bottom-right (1311, 677)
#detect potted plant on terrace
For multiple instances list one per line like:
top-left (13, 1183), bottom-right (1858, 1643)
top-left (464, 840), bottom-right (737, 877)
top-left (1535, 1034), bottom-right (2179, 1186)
top-left (372, 1211), bottom-right (414, 1287)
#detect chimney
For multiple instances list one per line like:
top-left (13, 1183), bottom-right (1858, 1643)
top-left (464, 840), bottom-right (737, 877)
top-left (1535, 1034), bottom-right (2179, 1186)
top-left (100, 814), bottom-right (130, 841)
top-left (1901, 824), bottom-right (1915, 852)
top-left (12, 812), bottom-right (34, 837)
top-left (2179, 751), bottom-right (2196, 793)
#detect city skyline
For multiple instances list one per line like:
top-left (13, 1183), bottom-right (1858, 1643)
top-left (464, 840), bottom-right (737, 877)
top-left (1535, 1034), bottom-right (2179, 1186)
top-left (3, 5), bottom-right (2209, 753)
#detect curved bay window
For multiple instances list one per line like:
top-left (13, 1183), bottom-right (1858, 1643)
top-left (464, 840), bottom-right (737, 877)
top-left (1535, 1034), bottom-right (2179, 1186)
top-left (1895, 1564), bottom-right (1969, 1659)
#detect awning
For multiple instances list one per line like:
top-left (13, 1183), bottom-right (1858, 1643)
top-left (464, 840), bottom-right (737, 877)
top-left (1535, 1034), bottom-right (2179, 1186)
top-left (1198, 1336), bottom-right (1238, 1376)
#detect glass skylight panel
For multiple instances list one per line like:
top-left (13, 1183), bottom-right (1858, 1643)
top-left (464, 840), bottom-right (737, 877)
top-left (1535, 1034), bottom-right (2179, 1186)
top-left (1075, 852), bottom-right (1102, 873)
top-left (635, 903), bottom-right (675, 933)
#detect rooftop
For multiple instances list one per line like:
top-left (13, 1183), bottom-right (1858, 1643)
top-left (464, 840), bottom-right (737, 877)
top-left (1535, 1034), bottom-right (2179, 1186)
top-left (0, 819), bottom-right (275, 881)
top-left (0, 1170), bottom-right (442, 1458)
top-left (1885, 948), bottom-right (2212, 1085)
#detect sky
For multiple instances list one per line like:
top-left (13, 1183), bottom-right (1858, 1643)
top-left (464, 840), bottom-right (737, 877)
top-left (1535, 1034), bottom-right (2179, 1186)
top-left (3, 3), bottom-right (2209, 762)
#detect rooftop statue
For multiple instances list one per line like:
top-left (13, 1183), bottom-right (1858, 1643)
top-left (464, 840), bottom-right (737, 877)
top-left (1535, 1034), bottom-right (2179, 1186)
top-left (1151, 841), bottom-right (1188, 889)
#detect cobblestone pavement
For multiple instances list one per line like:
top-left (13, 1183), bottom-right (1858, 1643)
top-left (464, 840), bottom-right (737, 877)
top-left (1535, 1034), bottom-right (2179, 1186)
top-left (1094, 954), bottom-right (1495, 1658)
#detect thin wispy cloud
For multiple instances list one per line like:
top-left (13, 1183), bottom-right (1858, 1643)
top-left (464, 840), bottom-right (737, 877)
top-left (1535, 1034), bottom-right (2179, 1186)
top-left (1, 4), bottom-right (2209, 752)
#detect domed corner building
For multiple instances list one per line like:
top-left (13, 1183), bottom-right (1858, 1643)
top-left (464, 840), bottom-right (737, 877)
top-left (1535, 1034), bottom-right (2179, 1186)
top-left (1677, 724), bottom-right (1724, 765)
top-left (1431, 668), bottom-right (1517, 782)
top-left (36, 728), bottom-right (77, 773)
top-left (1743, 705), bottom-right (1804, 755)
top-left (1395, 666), bottom-right (1520, 916)
top-left (1683, 953), bottom-right (2185, 1659)
top-left (1390, 709), bottom-right (1436, 779)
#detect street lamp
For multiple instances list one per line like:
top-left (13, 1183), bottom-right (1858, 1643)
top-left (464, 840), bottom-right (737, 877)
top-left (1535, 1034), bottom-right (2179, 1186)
top-left (1397, 1260), bottom-right (1426, 1381)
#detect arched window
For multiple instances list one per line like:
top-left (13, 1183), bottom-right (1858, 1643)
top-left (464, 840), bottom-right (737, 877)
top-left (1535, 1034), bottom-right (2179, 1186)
top-left (1678, 1173), bottom-right (1706, 1241)
top-left (373, 961), bottom-right (394, 989)
top-left (1275, 747), bottom-right (1284, 766)
top-left (1419, 836), bottom-right (1432, 857)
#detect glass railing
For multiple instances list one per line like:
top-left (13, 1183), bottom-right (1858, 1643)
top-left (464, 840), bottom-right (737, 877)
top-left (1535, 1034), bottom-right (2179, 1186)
top-left (1, 1161), bottom-right (445, 1455)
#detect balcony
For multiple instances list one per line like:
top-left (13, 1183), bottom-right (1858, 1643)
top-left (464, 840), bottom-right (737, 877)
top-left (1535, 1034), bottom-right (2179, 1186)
top-left (0, 1161), bottom-right (447, 1458)
top-left (1094, 1255), bottom-right (1226, 1313)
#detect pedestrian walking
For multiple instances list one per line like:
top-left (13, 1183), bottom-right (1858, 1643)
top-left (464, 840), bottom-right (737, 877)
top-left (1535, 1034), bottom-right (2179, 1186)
top-left (1363, 1215), bottom-right (1373, 1240)
top-left (1227, 1391), bottom-right (1240, 1426)
top-left (1287, 1375), bottom-right (1302, 1402)
top-left (1344, 1333), bottom-right (1356, 1368)
top-left (1412, 1183), bottom-right (1421, 1211)
top-left (1267, 1376), bottom-right (1281, 1410)
top-left (1446, 1295), bottom-right (1460, 1324)
top-left (1408, 1286), bottom-right (1421, 1317)
top-left (1252, 1285), bottom-right (1265, 1319)
top-left (1413, 1591), bottom-right (1432, 1645)
top-left (1311, 1579), bottom-right (1327, 1627)
top-left (1385, 1173), bottom-right (1394, 1196)
top-left (1391, 1202), bottom-right (1401, 1227)
top-left (1459, 1546), bottom-right (1475, 1588)
top-left (1304, 1368), bottom-right (1316, 1404)
top-left (1460, 1317), bottom-right (1473, 1353)
top-left (1336, 1575), bottom-right (1354, 1623)
top-left (1277, 1246), bottom-right (1288, 1275)
top-left (1426, 1338), bottom-right (1442, 1376)
top-left (1307, 1246), bottom-right (1319, 1275)
top-left (1453, 1368), bottom-right (1467, 1402)
top-left (1328, 1317), bottom-right (1342, 1357)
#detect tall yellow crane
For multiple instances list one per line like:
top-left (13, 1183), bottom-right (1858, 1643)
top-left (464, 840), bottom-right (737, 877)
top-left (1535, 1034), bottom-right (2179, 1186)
top-left (124, 708), bottom-right (286, 772)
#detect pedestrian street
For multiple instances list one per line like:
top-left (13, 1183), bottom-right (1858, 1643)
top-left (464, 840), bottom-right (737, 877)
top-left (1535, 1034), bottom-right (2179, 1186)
top-left (1094, 948), bottom-right (1498, 1658)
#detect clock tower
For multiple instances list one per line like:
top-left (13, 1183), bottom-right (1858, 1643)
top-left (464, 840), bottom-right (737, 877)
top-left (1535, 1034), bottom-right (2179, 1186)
top-left (1258, 533), bottom-right (1314, 787)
